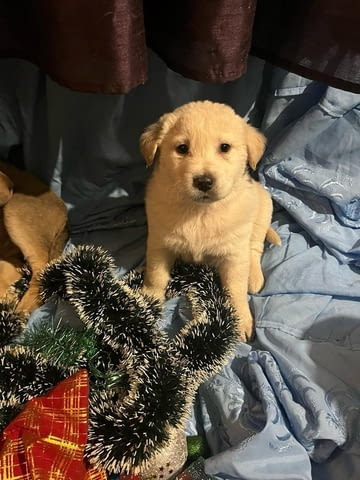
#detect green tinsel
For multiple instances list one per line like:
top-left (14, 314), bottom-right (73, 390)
top-left (20, 322), bottom-right (128, 392)
top-left (186, 435), bottom-right (210, 463)
top-left (21, 323), bottom-right (95, 366)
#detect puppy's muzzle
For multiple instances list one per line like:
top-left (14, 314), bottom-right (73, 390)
top-left (193, 174), bottom-right (215, 192)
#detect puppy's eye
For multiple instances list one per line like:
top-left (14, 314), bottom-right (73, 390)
top-left (176, 144), bottom-right (189, 155)
top-left (220, 143), bottom-right (231, 153)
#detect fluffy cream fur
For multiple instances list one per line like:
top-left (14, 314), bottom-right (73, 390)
top-left (140, 101), bottom-right (280, 341)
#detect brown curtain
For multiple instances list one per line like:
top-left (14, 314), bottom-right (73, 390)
top-left (0, 0), bottom-right (359, 94)
top-left (143, 0), bottom-right (257, 84)
top-left (252, 0), bottom-right (360, 93)
top-left (0, 0), bottom-right (257, 94)
top-left (0, 0), bottom-right (148, 94)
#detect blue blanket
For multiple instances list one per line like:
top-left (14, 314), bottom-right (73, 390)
top-left (197, 84), bottom-right (360, 479)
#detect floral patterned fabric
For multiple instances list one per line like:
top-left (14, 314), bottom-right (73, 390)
top-left (260, 83), bottom-right (360, 265)
top-left (191, 76), bottom-right (360, 480)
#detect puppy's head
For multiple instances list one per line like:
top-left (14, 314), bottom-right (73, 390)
top-left (140, 101), bottom-right (266, 203)
top-left (0, 171), bottom-right (14, 206)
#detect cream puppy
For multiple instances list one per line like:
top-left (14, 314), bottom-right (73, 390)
top-left (140, 101), bottom-right (280, 341)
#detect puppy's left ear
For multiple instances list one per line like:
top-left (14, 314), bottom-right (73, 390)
top-left (140, 112), bottom-right (176, 166)
top-left (246, 123), bottom-right (266, 170)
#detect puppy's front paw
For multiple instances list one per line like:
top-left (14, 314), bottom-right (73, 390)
top-left (232, 301), bottom-right (255, 342)
top-left (248, 270), bottom-right (264, 294)
top-left (238, 314), bottom-right (255, 342)
top-left (141, 285), bottom-right (166, 302)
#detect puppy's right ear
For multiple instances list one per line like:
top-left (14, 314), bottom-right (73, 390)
top-left (140, 112), bottom-right (176, 166)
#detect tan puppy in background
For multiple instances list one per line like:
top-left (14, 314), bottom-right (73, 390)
top-left (140, 101), bottom-right (280, 341)
top-left (0, 161), bottom-right (68, 313)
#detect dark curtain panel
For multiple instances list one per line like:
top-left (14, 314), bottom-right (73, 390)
top-left (0, 0), bottom-right (148, 93)
top-left (0, 0), bottom-right (359, 94)
top-left (252, 0), bottom-right (360, 93)
top-left (143, 0), bottom-right (257, 84)
top-left (0, 0), bottom-right (257, 94)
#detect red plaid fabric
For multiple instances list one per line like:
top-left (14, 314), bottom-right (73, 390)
top-left (0, 369), bottom-right (107, 480)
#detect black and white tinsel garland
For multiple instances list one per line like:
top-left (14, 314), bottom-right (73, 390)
top-left (0, 245), bottom-right (240, 474)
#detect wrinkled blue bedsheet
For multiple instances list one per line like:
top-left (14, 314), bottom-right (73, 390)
top-left (1, 54), bottom-right (360, 480)
top-left (195, 82), bottom-right (360, 480)
top-left (193, 206), bottom-right (360, 480)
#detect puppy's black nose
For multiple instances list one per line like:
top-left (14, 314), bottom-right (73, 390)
top-left (193, 175), bottom-right (214, 192)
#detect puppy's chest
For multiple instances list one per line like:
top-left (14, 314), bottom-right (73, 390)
top-left (164, 215), bottom-right (242, 262)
